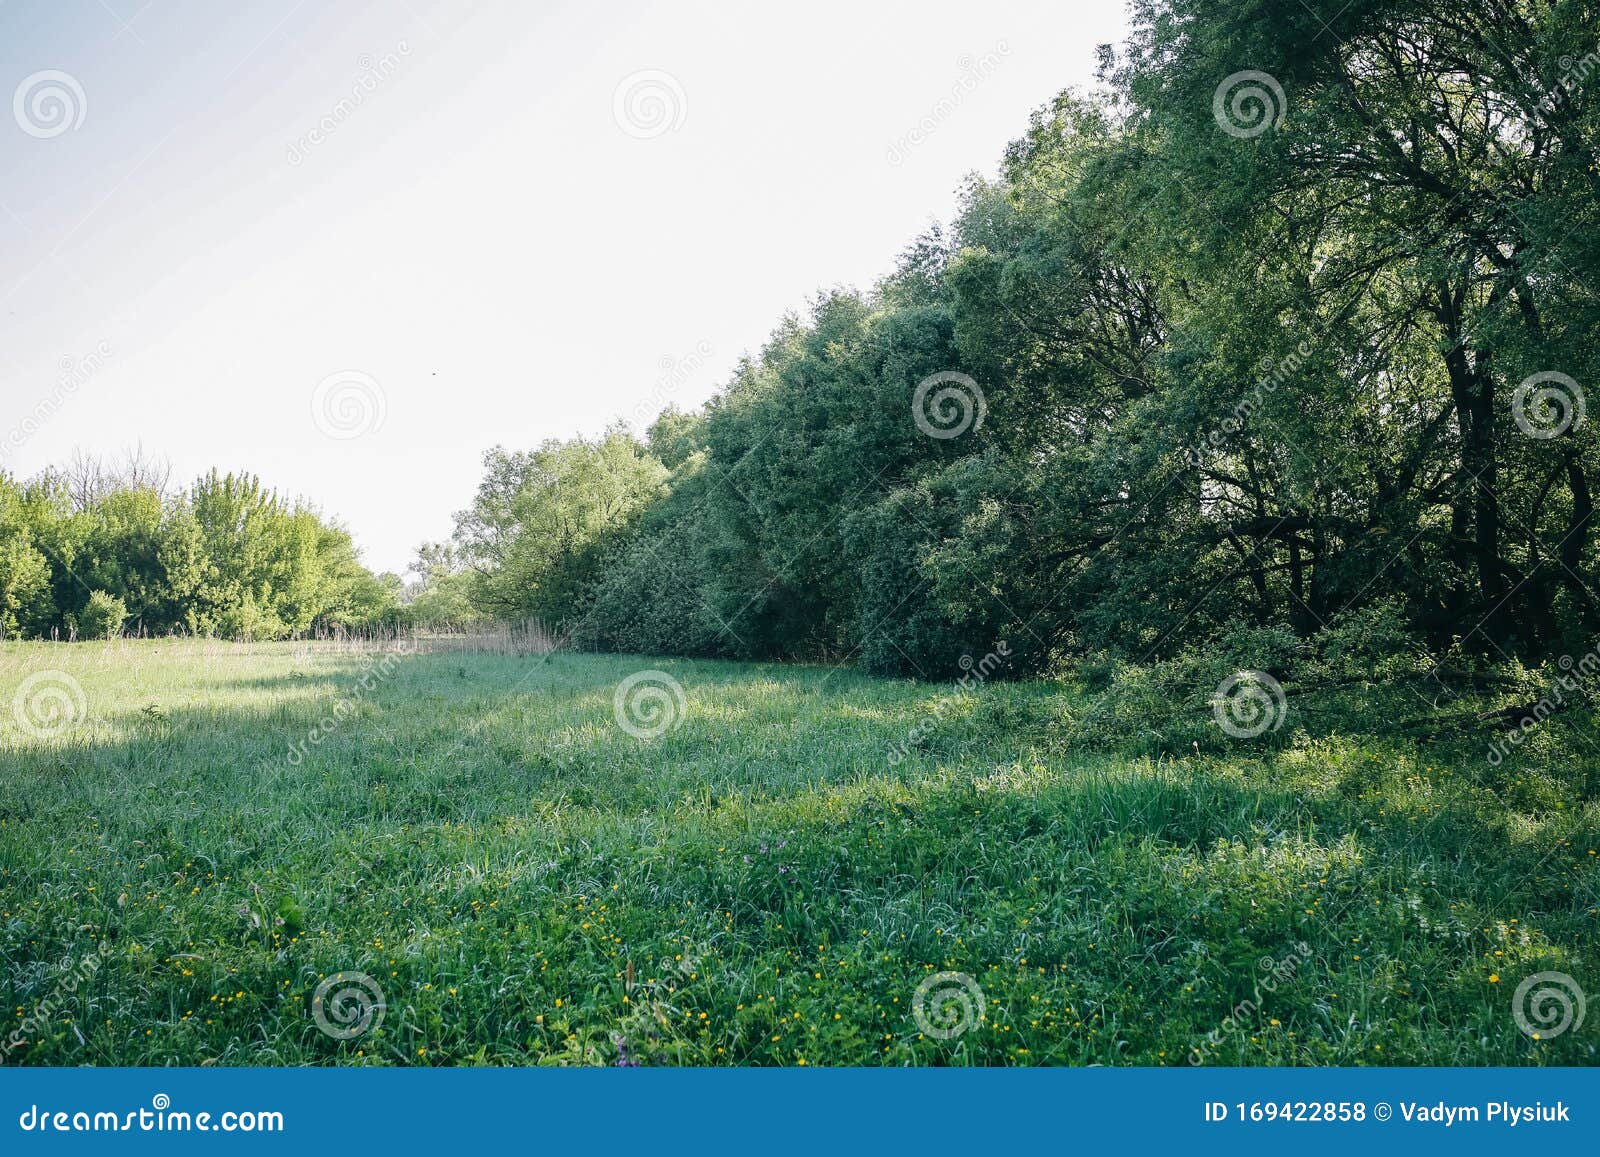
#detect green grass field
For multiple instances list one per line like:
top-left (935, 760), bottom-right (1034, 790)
top-left (1, 639), bottom-right (1595, 1066)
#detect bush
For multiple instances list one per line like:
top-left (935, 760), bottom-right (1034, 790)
top-left (844, 486), bottom-right (975, 677)
top-left (1058, 623), bottom-right (1305, 755)
top-left (1304, 599), bottom-right (1430, 683)
top-left (77, 590), bottom-right (128, 639)
top-left (588, 523), bottom-right (724, 657)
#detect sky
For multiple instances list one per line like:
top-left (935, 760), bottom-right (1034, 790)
top-left (0, 0), bottom-right (1131, 574)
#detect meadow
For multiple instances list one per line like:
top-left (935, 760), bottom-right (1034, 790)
top-left (0, 638), bottom-right (1595, 1066)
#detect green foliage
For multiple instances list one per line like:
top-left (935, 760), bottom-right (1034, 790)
top-left (645, 406), bottom-right (706, 470)
top-left (844, 480), bottom-right (979, 677)
top-left (398, 542), bottom-right (484, 631)
top-left (0, 463), bottom-right (396, 640)
top-left (1, 641), bottom-right (1592, 1066)
top-left (75, 590), bottom-right (127, 640)
top-left (587, 467), bottom-right (727, 656)
top-left (0, 475), bottom-right (52, 639)
top-left (454, 433), bottom-right (667, 631)
top-left (441, 0), bottom-right (1600, 674)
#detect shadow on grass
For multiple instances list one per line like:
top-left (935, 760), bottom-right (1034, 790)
top-left (1, 652), bottom-right (1595, 1066)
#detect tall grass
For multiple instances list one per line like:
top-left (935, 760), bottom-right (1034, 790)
top-left (0, 640), bottom-right (1594, 1067)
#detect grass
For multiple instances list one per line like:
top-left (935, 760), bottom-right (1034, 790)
top-left (0, 638), bottom-right (1596, 1066)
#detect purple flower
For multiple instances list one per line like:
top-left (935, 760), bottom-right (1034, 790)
top-left (613, 1034), bottom-right (640, 1067)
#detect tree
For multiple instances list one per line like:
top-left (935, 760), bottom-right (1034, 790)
top-left (455, 432), bottom-right (667, 628)
top-left (0, 474), bottom-right (52, 638)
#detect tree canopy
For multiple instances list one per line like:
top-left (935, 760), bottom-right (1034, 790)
top-left (454, 0), bottom-right (1600, 677)
top-left (8, 1), bottom-right (1595, 668)
top-left (0, 457), bottom-right (401, 640)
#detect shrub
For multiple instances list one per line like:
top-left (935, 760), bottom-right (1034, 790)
top-left (844, 479), bottom-right (1013, 678)
top-left (1305, 599), bottom-right (1430, 683)
top-left (1058, 624), bottom-right (1305, 755)
top-left (77, 590), bottom-right (128, 639)
top-left (588, 524), bottom-right (724, 657)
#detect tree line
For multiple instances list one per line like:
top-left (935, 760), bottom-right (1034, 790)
top-left (7, 1), bottom-right (1594, 675)
top-left (451, 0), bottom-right (1600, 678)
top-left (0, 451), bottom-right (402, 639)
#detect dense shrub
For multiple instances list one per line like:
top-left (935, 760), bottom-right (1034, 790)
top-left (76, 590), bottom-right (128, 639)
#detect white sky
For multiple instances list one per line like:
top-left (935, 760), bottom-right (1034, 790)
top-left (0, 0), bottom-right (1130, 574)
